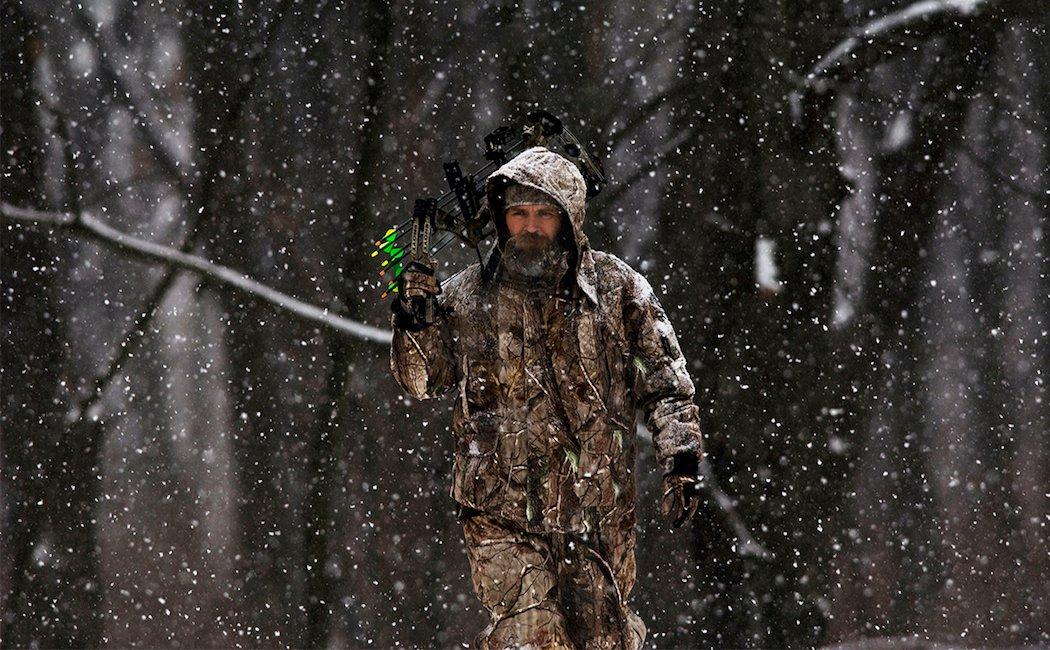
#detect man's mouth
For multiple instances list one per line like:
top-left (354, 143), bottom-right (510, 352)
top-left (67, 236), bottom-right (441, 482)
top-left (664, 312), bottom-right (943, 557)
top-left (518, 233), bottom-right (549, 248)
top-left (502, 232), bottom-right (567, 279)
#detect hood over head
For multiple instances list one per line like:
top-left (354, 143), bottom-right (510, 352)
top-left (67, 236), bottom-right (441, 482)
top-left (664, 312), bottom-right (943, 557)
top-left (481, 146), bottom-right (598, 305)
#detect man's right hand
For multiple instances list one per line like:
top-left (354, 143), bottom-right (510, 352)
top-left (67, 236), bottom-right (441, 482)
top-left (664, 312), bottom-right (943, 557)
top-left (391, 261), bottom-right (441, 331)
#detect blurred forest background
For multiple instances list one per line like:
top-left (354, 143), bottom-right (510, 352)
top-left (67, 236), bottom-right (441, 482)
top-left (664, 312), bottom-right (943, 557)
top-left (1, 0), bottom-right (1046, 647)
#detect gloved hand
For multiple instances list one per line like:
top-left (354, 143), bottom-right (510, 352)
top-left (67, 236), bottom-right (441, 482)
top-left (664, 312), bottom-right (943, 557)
top-left (660, 451), bottom-right (701, 528)
top-left (391, 260), bottom-right (441, 331)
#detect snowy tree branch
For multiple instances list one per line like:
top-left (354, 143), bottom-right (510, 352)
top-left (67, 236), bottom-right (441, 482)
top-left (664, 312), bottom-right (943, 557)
top-left (800, 0), bottom-right (994, 91)
top-left (788, 0), bottom-right (1003, 124)
top-left (698, 460), bottom-right (771, 560)
top-left (1, 202), bottom-right (393, 346)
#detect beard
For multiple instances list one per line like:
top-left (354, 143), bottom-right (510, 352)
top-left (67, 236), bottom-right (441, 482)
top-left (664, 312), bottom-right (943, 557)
top-left (501, 232), bottom-right (567, 278)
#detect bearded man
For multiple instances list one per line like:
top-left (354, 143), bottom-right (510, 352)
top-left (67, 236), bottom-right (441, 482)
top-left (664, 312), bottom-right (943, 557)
top-left (390, 146), bottom-right (705, 649)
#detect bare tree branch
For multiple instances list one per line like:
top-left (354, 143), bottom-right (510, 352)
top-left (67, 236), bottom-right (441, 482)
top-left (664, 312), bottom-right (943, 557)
top-left (787, 0), bottom-right (1003, 124)
top-left (802, 0), bottom-right (994, 90)
top-left (605, 81), bottom-right (694, 151)
top-left (697, 460), bottom-right (771, 560)
top-left (2, 203), bottom-right (75, 227)
top-left (1, 202), bottom-right (393, 348)
top-left (591, 128), bottom-right (696, 214)
top-left (959, 143), bottom-right (1046, 200)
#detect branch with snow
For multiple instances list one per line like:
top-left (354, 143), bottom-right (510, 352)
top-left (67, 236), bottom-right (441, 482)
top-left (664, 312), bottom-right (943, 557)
top-left (789, 0), bottom-right (999, 123)
top-left (698, 459), bottom-right (772, 560)
top-left (805, 0), bottom-right (992, 89)
top-left (1, 202), bottom-right (393, 347)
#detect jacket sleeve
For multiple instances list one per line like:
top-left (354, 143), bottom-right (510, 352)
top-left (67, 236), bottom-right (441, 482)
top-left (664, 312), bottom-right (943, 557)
top-left (623, 269), bottom-right (705, 474)
top-left (389, 295), bottom-right (458, 401)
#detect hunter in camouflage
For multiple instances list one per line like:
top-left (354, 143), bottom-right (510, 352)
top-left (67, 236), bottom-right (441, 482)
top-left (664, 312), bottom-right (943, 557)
top-left (389, 146), bottom-right (705, 648)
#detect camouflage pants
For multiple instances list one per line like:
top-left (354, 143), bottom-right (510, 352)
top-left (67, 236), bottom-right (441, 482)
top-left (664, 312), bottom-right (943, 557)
top-left (459, 506), bottom-right (647, 649)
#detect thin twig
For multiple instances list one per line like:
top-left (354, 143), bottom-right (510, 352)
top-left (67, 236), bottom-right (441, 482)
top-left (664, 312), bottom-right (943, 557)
top-left (591, 128), bottom-right (696, 214)
top-left (1, 202), bottom-right (392, 356)
top-left (959, 143), bottom-right (1045, 200)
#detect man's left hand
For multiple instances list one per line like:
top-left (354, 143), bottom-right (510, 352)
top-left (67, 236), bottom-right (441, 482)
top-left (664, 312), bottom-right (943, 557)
top-left (660, 452), bottom-right (702, 528)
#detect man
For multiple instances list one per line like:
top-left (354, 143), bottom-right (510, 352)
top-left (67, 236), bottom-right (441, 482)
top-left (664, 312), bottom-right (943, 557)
top-left (389, 146), bottom-right (704, 649)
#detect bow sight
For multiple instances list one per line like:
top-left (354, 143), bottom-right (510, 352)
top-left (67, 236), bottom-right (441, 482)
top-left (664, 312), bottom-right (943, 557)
top-left (373, 109), bottom-right (606, 309)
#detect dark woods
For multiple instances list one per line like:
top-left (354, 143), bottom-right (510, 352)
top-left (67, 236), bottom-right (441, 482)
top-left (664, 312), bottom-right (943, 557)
top-left (2, 0), bottom-right (1046, 647)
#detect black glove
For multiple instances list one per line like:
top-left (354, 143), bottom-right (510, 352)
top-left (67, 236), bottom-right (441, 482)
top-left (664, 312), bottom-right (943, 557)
top-left (391, 260), bottom-right (441, 331)
top-left (660, 451), bottom-right (701, 528)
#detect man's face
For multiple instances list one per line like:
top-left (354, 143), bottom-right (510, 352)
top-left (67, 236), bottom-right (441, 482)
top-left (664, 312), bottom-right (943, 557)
top-left (504, 203), bottom-right (563, 253)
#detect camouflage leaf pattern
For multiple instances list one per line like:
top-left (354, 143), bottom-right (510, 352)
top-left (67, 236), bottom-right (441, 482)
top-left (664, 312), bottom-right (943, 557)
top-left (390, 146), bottom-right (705, 648)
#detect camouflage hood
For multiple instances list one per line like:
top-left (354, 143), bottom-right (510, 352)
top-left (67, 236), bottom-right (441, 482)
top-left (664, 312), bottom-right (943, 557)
top-left (481, 146), bottom-right (599, 305)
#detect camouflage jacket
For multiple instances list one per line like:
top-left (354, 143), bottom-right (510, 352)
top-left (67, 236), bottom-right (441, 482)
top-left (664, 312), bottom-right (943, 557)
top-left (390, 146), bottom-right (705, 534)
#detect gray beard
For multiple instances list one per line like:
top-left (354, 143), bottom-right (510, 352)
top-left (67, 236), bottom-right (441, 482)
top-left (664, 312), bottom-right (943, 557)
top-left (500, 234), bottom-right (570, 286)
